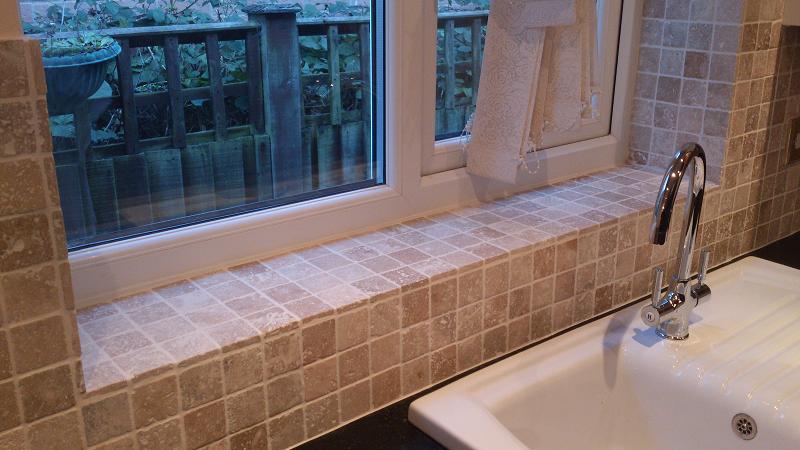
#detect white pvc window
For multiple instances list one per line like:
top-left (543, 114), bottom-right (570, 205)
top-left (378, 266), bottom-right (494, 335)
top-left (424, 0), bottom-right (623, 175)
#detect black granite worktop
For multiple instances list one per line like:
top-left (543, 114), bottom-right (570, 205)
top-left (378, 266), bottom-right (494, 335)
top-left (298, 233), bottom-right (800, 450)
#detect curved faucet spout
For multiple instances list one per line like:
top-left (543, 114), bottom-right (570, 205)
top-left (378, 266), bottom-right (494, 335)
top-left (650, 143), bottom-right (706, 280)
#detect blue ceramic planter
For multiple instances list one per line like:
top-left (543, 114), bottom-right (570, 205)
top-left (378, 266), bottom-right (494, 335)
top-left (42, 41), bottom-right (121, 115)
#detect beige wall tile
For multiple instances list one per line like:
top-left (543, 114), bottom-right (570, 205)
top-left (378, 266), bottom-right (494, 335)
top-left (340, 379), bottom-right (370, 422)
top-left (264, 332), bottom-right (301, 379)
top-left (336, 307), bottom-right (368, 351)
top-left (180, 361), bottom-right (223, 410)
top-left (0, 214), bottom-right (53, 271)
top-left (401, 323), bottom-right (429, 362)
top-left (183, 400), bottom-right (226, 450)
top-left (401, 288), bottom-right (430, 327)
top-left (230, 424), bottom-right (268, 450)
top-left (132, 376), bottom-right (179, 428)
top-left (457, 334), bottom-right (481, 371)
top-left (18, 364), bottom-right (75, 422)
top-left (0, 265), bottom-right (60, 324)
top-left (0, 332), bottom-right (11, 380)
top-left (226, 385), bottom-right (266, 433)
top-left (305, 393), bottom-right (339, 438)
top-left (430, 278), bottom-right (457, 316)
top-left (369, 297), bottom-right (400, 337)
top-left (0, 159), bottom-right (45, 216)
top-left (268, 409), bottom-right (305, 450)
top-left (370, 332), bottom-right (400, 373)
top-left (27, 411), bottom-right (83, 449)
top-left (267, 372), bottom-right (303, 416)
top-left (371, 367), bottom-right (401, 408)
top-left (457, 270), bottom-right (483, 306)
top-left (0, 41), bottom-right (30, 99)
top-left (338, 344), bottom-right (369, 387)
top-left (302, 319), bottom-right (335, 364)
top-left (430, 345), bottom-right (457, 383)
top-left (82, 393), bottom-right (133, 446)
top-left (0, 381), bottom-right (20, 433)
top-left (223, 346), bottom-right (263, 393)
top-left (137, 419), bottom-right (183, 450)
top-left (533, 246), bottom-right (555, 278)
top-left (402, 355), bottom-right (430, 395)
top-left (303, 357), bottom-right (338, 401)
top-left (0, 428), bottom-right (26, 450)
top-left (0, 101), bottom-right (38, 158)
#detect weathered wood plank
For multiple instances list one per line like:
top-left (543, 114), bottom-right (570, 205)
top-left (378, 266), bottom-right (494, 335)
top-left (38, 23), bottom-right (257, 46)
top-left (245, 30), bottom-right (265, 134)
top-left (116, 38), bottom-right (139, 154)
top-left (164, 36), bottom-right (187, 149)
top-left (243, 134), bottom-right (274, 201)
top-left (471, 18), bottom-right (483, 106)
top-left (86, 82), bottom-right (249, 118)
top-left (327, 25), bottom-right (342, 126)
top-left (205, 33), bottom-right (228, 141)
top-left (113, 154), bottom-right (153, 227)
top-left (443, 19), bottom-right (461, 132)
top-left (86, 158), bottom-right (120, 233)
top-left (145, 149), bottom-right (186, 221)
top-left (91, 125), bottom-right (253, 157)
top-left (315, 124), bottom-right (342, 189)
top-left (73, 102), bottom-right (97, 235)
top-left (56, 164), bottom-right (87, 241)
top-left (212, 139), bottom-right (246, 209)
top-left (341, 120), bottom-right (365, 184)
top-left (181, 143), bottom-right (216, 215)
top-left (358, 23), bottom-right (372, 176)
top-left (247, 8), bottom-right (305, 197)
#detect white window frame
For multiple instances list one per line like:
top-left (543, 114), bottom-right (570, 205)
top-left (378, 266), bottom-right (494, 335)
top-left (69, 0), bottom-right (643, 307)
top-left (424, 0), bottom-right (624, 175)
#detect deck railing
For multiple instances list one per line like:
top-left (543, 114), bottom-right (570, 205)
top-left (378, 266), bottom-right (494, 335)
top-left (42, 8), bottom-right (489, 247)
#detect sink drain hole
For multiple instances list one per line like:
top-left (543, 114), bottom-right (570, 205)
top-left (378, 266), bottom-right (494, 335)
top-left (732, 413), bottom-right (757, 441)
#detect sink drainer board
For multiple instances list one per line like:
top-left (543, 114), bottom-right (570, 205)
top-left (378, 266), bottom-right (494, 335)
top-left (409, 257), bottom-right (800, 450)
top-left (732, 413), bottom-right (757, 441)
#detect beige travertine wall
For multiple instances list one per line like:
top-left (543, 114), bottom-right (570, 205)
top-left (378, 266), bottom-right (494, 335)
top-left (0, 36), bottom-right (88, 449)
top-left (0, 0), bottom-right (799, 449)
top-left (629, 0), bottom-right (800, 257)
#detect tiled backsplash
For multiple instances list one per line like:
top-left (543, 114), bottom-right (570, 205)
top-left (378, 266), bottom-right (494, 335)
top-left (2, 0), bottom-right (800, 449)
top-left (75, 165), bottom-right (691, 449)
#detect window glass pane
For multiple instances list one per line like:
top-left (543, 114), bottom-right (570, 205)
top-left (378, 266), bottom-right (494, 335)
top-left (436, 1), bottom-right (489, 141)
top-left (21, 0), bottom-right (381, 249)
top-left (435, 0), bottom-right (617, 148)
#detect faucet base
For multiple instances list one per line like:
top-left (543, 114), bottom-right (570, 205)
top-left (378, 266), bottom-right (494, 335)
top-left (656, 315), bottom-right (690, 340)
top-left (656, 328), bottom-right (689, 340)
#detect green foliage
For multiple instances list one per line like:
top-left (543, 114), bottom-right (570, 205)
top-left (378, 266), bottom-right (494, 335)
top-left (24, 0), bottom-right (486, 147)
top-left (40, 33), bottom-right (116, 57)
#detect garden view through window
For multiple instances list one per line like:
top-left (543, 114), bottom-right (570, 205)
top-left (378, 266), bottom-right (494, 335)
top-left (22, 0), bottom-right (385, 249)
top-left (435, 0), bottom-right (618, 149)
top-left (22, 0), bottom-right (608, 250)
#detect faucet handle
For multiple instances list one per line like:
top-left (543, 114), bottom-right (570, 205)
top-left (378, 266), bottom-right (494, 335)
top-left (692, 249), bottom-right (712, 305)
top-left (651, 267), bottom-right (664, 307)
top-left (697, 249), bottom-right (711, 285)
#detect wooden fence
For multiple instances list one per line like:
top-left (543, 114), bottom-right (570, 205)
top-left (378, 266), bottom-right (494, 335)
top-left (436, 11), bottom-right (488, 139)
top-left (47, 8), bottom-right (488, 247)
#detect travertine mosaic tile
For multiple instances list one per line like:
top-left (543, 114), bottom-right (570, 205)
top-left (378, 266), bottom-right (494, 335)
top-left (4, 1), bottom-right (800, 449)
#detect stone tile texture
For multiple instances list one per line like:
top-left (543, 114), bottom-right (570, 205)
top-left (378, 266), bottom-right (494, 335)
top-left (3, 1), bottom-right (800, 448)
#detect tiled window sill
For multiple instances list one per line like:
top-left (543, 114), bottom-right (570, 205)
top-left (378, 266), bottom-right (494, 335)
top-left (76, 164), bottom-right (705, 441)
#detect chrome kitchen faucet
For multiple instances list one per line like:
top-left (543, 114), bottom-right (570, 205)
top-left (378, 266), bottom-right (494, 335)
top-left (640, 143), bottom-right (712, 340)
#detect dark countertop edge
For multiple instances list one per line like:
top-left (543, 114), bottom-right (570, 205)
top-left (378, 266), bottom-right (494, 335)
top-left (298, 232), bottom-right (800, 450)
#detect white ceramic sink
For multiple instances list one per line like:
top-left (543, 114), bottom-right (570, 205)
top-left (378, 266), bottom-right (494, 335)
top-left (409, 257), bottom-right (800, 450)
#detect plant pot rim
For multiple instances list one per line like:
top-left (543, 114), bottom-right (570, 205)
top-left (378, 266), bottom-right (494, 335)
top-left (42, 41), bottom-right (122, 68)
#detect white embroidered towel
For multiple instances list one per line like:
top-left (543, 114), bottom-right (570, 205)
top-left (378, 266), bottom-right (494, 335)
top-left (466, 0), bottom-right (595, 184)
